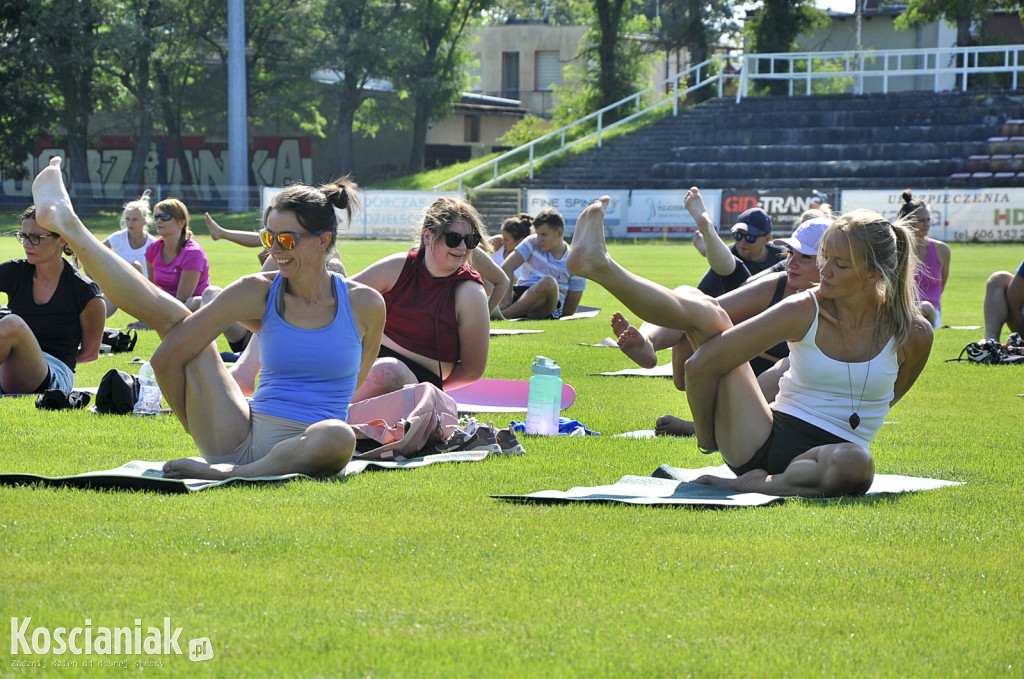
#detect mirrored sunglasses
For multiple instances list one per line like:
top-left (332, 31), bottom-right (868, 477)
top-left (259, 229), bottom-right (327, 250)
top-left (734, 232), bottom-right (760, 243)
top-left (153, 213), bottom-right (175, 222)
top-left (442, 231), bottom-right (480, 249)
top-left (15, 231), bottom-right (61, 246)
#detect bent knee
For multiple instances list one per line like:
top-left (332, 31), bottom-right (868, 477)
top-left (0, 314), bottom-right (31, 339)
top-left (369, 358), bottom-right (416, 390)
top-left (824, 444), bottom-right (874, 496)
top-left (306, 420), bottom-right (355, 474)
top-left (986, 271), bottom-right (1013, 290)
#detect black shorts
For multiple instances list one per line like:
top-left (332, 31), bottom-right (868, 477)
top-left (377, 345), bottom-right (443, 389)
top-left (729, 410), bottom-right (848, 476)
top-left (511, 285), bottom-right (563, 319)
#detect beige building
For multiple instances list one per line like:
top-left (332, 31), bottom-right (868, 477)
top-left (467, 21), bottom-right (588, 118)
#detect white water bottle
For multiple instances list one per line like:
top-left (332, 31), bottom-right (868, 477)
top-left (133, 361), bottom-right (162, 415)
top-left (526, 356), bottom-right (562, 436)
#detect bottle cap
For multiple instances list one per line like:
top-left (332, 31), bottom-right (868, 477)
top-left (531, 355), bottom-right (561, 377)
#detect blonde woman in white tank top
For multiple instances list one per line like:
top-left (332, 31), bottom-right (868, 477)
top-left (100, 192), bottom-right (157, 318)
top-left (567, 198), bottom-right (934, 498)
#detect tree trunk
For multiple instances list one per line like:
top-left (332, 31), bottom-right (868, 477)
top-left (407, 99), bottom-right (430, 174)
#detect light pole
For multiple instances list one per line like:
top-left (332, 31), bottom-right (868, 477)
top-left (227, 0), bottom-right (248, 212)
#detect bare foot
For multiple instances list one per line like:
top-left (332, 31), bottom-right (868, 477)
top-left (613, 316), bottom-right (658, 369)
top-left (685, 186), bottom-right (716, 242)
top-left (610, 311), bottom-right (630, 338)
top-left (565, 196), bottom-right (612, 279)
top-left (654, 415), bottom-right (696, 437)
top-left (204, 212), bottom-right (226, 240)
top-left (162, 457), bottom-right (237, 480)
top-left (31, 157), bottom-right (81, 238)
top-left (692, 230), bottom-right (707, 257)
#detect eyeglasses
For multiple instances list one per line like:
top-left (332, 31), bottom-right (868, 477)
top-left (154, 213), bottom-right (175, 222)
top-left (15, 231), bottom-right (61, 246)
top-left (259, 229), bottom-right (328, 250)
top-left (442, 231), bottom-right (481, 249)
top-left (734, 232), bottom-right (761, 243)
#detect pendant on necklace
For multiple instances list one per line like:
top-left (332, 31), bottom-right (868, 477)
top-left (849, 413), bottom-right (860, 429)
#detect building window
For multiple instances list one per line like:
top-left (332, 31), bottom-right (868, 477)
top-left (465, 115), bottom-right (480, 143)
top-left (502, 52), bottom-right (520, 100)
top-left (536, 51), bottom-right (561, 91)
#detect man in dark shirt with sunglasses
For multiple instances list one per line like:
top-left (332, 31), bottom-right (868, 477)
top-left (695, 205), bottom-right (785, 298)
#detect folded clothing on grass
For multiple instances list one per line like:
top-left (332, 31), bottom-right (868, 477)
top-left (0, 452), bottom-right (491, 494)
top-left (492, 464), bottom-right (963, 507)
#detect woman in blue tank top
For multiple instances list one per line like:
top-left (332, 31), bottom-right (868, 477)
top-left (30, 157), bottom-right (385, 481)
top-left (566, 197), bottom-right (934, 498)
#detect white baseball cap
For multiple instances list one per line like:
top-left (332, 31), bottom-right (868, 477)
top-left (773, 219), bottom-right (830, 255)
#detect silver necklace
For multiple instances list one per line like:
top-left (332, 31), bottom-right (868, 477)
top-left (834, 302), bottom-right (871, 430)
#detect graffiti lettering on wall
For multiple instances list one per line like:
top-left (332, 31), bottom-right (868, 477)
top-left (1, 137), bottom-right (312, 206)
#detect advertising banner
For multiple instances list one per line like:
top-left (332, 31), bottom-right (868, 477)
top-left (720, 189), bottom-right (831, 235)
top-left (840, 188), bottom-right (1024, 242)
top-left (525, 190), bottom-right (629, 238)
top-left (260, 189), bottom-right (462, 239)
top-left (625, 189), bottom-right (723, 239)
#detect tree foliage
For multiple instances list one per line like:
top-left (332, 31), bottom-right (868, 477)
top-left (393, 0), bottom-right (494, 173)
top-left (893, 0), bottom-right (999, 48)
top-left (746, 0), bottom-right (825, 95)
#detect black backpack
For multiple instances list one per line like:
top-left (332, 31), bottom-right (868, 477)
top-left (95, 369), bottom-right (141, 414)
top-left (101, 328), bottom-right (138, 354)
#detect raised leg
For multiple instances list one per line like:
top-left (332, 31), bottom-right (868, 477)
top-left (685, 186), bottom-right (736, 276)
top-left (33, 157), bottom-right (251, 455)
top-left (570, 196), bottom-right (773, 458)
top-left (567, 197), bottom-right (727, 346)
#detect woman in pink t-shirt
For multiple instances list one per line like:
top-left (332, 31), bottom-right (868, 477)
top-left (144, 198), bottom-right (210, 311)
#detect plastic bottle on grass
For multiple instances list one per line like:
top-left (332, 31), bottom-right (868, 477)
top-left (526, 356), bottom-right (561, 436)
top-left (133, 361), bottom-right (162, 415)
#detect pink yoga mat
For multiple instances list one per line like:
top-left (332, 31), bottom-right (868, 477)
top-left (447, 378), bottom-right (576, 413)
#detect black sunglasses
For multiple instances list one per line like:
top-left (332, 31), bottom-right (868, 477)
top-left (442, 231), bottom-right (481, 249)
top-left (734, 232), bottom-right (761, 243)
top-left (15, 231), bottom-right (61, 246)
top-left (153, 213), bottom-right (175, 222)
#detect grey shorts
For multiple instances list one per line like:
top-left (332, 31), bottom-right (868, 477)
top-left (203, 410), bottom-right (310, 466)
top-left (0, 352), bottom-right (74, 395)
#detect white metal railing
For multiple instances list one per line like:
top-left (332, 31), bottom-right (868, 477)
top-left (433, 54), bottom-right (736, 193)
top-left (433, 44), bottom-right (1024, 194)
top-left (736, 44), bottom-right (1024, 100)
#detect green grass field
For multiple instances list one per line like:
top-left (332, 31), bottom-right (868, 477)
top-left (1, 220), bottom-right (1021, 677)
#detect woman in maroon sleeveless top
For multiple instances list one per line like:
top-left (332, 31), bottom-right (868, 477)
top-left (350, 197), bottom-right (492, 400)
